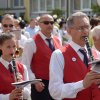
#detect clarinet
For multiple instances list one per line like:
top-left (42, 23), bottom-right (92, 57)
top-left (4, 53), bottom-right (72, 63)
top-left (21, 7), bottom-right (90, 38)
top-left (84, 36), bottom-right (100, 88)
top-left (11, 54), bottom-right (23, 100)
top-left (11, 54), bottom-right (18, 82)
top-left (84, 36), bottom-right (100, 65)
top-left (84, 36), bottom-right (94, 63)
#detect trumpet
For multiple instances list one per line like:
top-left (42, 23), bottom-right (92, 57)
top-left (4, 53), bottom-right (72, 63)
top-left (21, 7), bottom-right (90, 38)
top-left (15, 47), bottom-right (23, 58)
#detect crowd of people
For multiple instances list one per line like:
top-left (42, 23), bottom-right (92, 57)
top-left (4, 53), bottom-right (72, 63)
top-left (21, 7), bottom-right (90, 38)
top-left (0, 11), bottom-right (100, 100)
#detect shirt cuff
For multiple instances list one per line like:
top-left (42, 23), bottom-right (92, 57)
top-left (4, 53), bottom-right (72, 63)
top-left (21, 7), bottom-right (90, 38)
top-left (61, 80), bottom-right (84, 98)
top-left (0, 94), bottom-right (10, 100)
top-left (23, 87), bottom-right (31, 99)
top-left (73, 80), bottom-right (84, 92)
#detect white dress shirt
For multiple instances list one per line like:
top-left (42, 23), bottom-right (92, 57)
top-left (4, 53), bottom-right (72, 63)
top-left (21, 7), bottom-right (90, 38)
top-left (49, 41), bottom-right (86, 100)
top-left (21, 31), bottom-right (58, 80)
top-left (0, 57), bottom-right (30, 100)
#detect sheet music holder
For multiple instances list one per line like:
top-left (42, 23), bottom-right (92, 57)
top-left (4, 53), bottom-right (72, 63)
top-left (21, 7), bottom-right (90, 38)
top-left (88, 59), bottom-right (100, 73)
top-left (12, 79), bottom-right (42, 88)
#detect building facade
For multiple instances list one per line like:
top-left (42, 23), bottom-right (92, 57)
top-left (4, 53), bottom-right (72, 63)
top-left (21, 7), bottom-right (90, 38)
top-left (0, 0), bottom-right (25, 18)
top-left (30, 0), bottom-right (97, 19)
top-left (0, 0), bottom-right (98, 21)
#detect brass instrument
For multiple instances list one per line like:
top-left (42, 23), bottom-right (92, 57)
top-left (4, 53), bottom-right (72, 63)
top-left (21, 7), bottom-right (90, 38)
top-left (15, 34), bottom-right (23, 58)
top-left (15, 47), bottom-right (23, 58)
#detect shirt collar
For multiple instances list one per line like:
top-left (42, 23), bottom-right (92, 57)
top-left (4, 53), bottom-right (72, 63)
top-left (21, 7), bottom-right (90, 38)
top-left (69, 41), bottom-right (84, 52)
top-left (39, 31), bottom-right (53, 41)
top-left (0, 57), bottom-right (12, 69)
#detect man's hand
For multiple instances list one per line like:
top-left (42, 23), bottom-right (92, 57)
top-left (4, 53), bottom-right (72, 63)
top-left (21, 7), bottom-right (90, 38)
top-left (9, 88), bottom-right (23, 100)
top-left (34, 82), bottom-right (45, 92)
top-left (83, 71), bottom-right (100, 88)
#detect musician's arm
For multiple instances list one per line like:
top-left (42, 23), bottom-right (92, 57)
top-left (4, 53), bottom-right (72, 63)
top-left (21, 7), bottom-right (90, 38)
top-left (22, 64), bottom-right (31, 99)
top-left (0, 94), bottom-right (10, 100)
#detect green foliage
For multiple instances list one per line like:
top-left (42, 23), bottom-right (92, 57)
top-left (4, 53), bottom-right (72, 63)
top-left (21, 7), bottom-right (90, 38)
top-left (0, 9), bottom-right (4, 15)
top-left (51, 9), bottom-right (64, 18)
top-left (91, 4), bottom-right (100, 16)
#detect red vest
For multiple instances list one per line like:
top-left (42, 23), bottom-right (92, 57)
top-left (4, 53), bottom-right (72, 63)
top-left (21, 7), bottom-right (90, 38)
top-left (31, 34), bottom-right (61, 80)
top-left (60, 45), bottom-right (100, 100)
top-left (0, 62), bottom-right (24, 94)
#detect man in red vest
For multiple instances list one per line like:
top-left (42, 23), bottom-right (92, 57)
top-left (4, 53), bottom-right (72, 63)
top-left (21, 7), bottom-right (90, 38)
top-left (49, 12), bottom-right (100, 100)
top-left (21, 14), bottom-right (61, 100)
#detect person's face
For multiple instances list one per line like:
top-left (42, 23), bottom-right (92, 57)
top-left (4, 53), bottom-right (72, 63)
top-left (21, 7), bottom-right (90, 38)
top-left (30, 19), bottom-right (36, 28)
top-left (2, 19), bottom-right (14, 32)
top-left (69, 17), bottom-right (91, 47)
top-left (39, 16), bottom-right (54, 37)
top-left (0, 38), bottom-right (16, 62)
top-left (93, 36), bottom-right (100, 46)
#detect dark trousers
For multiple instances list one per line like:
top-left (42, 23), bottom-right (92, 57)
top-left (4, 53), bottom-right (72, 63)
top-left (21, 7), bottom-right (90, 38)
top-left (31, 80), bottom-right (54, 100)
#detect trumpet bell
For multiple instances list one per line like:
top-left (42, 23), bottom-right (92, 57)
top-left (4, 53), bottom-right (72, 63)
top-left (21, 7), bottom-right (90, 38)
top-left (15, 47), bottom-right (23, 58)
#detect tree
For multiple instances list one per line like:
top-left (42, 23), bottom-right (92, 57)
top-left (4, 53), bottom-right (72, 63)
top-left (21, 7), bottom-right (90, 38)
top-left (0, 9), bottom-right (4, 22)
top-left (91, 4), bottom-right (100, 16)
top-left (51, 9), bottom-right (64, 18)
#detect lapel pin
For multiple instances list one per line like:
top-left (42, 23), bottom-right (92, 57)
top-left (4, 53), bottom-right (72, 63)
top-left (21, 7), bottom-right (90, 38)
top-left (72, 57), bottom-right (76, 62)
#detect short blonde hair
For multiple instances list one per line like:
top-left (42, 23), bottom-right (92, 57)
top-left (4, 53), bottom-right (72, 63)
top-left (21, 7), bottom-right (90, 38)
top-left (91, 25), bottom-right (100, 39)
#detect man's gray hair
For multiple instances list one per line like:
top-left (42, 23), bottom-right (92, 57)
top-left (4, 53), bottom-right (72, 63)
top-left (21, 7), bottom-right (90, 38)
top-left (66, 12), bottom-right (89, 28)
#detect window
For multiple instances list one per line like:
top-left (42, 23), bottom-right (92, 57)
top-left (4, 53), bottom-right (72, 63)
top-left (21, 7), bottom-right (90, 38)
top-left (70, 0), bottom-right (74, 13)
top-left (13, 0), bottom-right (24, 7)
top-left (74, 0), bottom-right (80, 10)
top-left (91, 0), bottom-right (97, 5)
top-left (54, 0), bottom-right (60, 9)
top-left (20, 0), bottom-right (24, 6)
top-left (40, 0), bottom-right (46, 11)
top-left (61, 0), bottom-right (66, 10)
top-left (47, 0), bottom-right (52, 11)
top-left (14, 0), bottom-right (19, 6)
top-left (32, 0), bottom-right (38, 11)
top-left (0, 0), bottom-right (7, 8)
top-left (83, 0), bottom-right (90, 8)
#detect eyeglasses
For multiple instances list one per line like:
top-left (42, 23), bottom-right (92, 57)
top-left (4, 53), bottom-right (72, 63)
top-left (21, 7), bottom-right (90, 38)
top-left (72, 25), bottom-right (91, 32)
top-left (3, 24), bottom-right (13, 28)
top-left (40, 21), bottom-right (54, 25)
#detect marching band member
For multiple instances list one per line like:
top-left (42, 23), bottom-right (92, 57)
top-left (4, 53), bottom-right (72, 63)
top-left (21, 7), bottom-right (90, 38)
top-left (0, 33), bottom-right (30, 100)
top-left (49, 12), bottom-right (100, 100)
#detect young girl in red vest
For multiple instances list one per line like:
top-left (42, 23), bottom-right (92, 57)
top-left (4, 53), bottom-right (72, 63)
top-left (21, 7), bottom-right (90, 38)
top-left (0, 33), bottom-right (30, 100)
